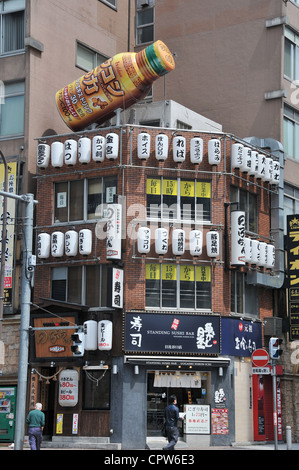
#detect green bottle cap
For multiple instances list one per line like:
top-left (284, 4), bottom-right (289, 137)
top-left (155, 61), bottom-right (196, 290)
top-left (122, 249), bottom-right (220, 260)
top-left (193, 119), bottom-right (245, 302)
top-left (144, 40), bottom-right (175, 77)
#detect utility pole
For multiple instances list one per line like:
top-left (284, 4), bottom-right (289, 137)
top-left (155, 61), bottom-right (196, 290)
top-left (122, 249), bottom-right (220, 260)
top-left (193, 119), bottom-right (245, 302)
top-left (0, 190), bottom-right (36, 450)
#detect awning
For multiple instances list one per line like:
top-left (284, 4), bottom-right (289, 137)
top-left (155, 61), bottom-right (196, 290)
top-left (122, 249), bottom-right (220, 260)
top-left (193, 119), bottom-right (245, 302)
top-left (124, 355), bottom-right (231, 368)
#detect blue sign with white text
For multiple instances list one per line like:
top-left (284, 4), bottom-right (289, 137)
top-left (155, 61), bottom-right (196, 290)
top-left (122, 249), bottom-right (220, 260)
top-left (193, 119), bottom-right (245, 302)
top-left (221, 317), bottom-right (262, 357)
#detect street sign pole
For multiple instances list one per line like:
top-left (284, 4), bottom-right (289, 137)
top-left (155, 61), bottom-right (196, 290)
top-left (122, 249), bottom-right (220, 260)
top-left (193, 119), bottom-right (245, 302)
top-left (272, 359), bottom-right (278, 450)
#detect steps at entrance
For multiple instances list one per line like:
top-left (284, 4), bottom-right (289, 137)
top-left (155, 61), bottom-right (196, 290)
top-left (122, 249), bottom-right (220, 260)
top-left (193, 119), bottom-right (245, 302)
top-left (25, 435), bottom-right (121, 450)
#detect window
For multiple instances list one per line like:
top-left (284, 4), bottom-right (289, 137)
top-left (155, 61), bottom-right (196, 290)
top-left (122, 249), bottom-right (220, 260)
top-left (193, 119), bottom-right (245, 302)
top-left (0, 0), bottom-right (25, 55)
top-left (83, 369), bottom-right (111, 410)
top-left (99, 0), bottom-right (117, 10)
top-left (230, 187), bottom-right (258, 234)
top-left (54, 176), bottom-right (117, 223)
top-left (51, 265), bottom-right (108, 307)
top-left (231, 272), bottom-right (258, 317)
top-left (283, 104), bottom-right (299, 160)
top-left (0, 81), bottom-right (24, 137)
top-left (136, 5), bottom-right (154, 45)
top-left (146, 177), bottom-right (211, 222)
top-left (146, 263), bottom-right (211, 310)
top-left (76, 42), bottom-right (108, 71)
top-left (284, 183), bottom-right (299, 233)
top-left (284, 27), bottom-right (299, 81)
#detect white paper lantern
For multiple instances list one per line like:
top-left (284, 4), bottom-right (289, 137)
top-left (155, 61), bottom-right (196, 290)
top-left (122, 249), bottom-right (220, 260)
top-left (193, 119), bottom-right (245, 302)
top-left (190, 137), bottom-right (203, 164)
top-left (173, 135), bottom-right (186, 162)
top-left (138, 132), bottom-right (151, 160)
top-left (259, 241), bottom-right (267, 267)
top-left (241, 147), bottom-right (252, 173)
top-left (155, 133), bottom-right (168, 161)
top-left (64, 139), bottom-right (77, 166)
top-left (251, 239), bottom-right (260, 265)
top-left (231, 143), bottom-right (243, 169)
top-left (79, 229), bottom-right (92, 255)
top-left (92, 135), bottom-right (105, 162)
top-left (65, 230), bottom-right (78, 257)
top-left (51, 231), bottom-right (64, 257)
top-left (137, 227), bottom-right (151, 254)
top-left (98, 320), bottom-right (113, 351)
top-left (271, 161), bottom-right (280, 185)
top-left (264, 158), bottom-right (273, 182)
top-left (250, 150), bottom-right (259, 176)
top-left (106, 132), bottom-right (119, 160)
top-left (51, 141), bottom-right (64, 168)
top-left (230, 211), bottom-right (246, 265)
top-left (206, 231), bottom-right (219, 258)
top-left (208, 138), bottom-right (221, 165)
top-left (37, 233), bottom-right (50, 258)
top-left (78, 137), bottom-right (91, 164)
top-left (189, 229), bottom-right (203, 256)
top-left (83, 320), bottom-right (98, 351)
top-left (257, 154), bottom-right (266, 180)
top-left (37, 143), bottom-right (50, 168)
top-left (172, 229), bottom-right (185, 256)
top-left (244, 237), bottom-right (252, 264)
top-left (265, 244), bottom-right (275, 269)
top-left (155, 228), bottom-right (168, 255)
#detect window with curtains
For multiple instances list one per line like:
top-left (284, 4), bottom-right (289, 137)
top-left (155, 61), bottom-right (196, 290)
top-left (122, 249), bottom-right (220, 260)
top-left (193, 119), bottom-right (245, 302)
top-left (76, 42), bottom-right (108, 72)
top-left (0, 0), bottom-right (25, 55)
top-left (0, 81), bottom-right (24, 137)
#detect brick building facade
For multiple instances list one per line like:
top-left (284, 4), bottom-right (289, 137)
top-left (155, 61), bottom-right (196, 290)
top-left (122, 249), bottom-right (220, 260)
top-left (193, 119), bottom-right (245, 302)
top-left (31, 123), bottom-right (282, 448)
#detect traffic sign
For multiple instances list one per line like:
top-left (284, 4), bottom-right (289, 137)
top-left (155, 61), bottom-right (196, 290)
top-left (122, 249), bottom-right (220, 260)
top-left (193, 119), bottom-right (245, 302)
top-left (251, 348), bottom-right (269, 367)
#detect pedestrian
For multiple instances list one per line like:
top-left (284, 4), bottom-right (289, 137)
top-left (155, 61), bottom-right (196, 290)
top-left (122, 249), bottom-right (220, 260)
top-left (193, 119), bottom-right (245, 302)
top-left (26, 403), bottom-right (45, 450)
top-left (163, 395), bottom-right (180, 451)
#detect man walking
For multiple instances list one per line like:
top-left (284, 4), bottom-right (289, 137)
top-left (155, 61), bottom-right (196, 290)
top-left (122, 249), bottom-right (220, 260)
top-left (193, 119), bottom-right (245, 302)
top-left (163, 395), bottom-right (180, 450)
top-left (26, 403), bottom-right (45, 450)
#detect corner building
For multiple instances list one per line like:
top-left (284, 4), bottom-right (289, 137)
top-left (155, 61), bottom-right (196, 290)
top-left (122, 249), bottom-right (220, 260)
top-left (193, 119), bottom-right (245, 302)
top-left (33, 123), bottom-right (283, 449)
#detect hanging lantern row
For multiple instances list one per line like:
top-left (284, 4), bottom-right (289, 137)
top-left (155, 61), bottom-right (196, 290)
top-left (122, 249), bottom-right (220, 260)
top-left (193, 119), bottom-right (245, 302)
top-left (230, 210), bottom-right (275, 269)
top-left (137, 227), bottom-right (220, 258)
top-left (84, 319), bottom-right (112, 351)
top-left (37, 132), bottom-right (119, 168)
top-left (138, 132), bottom-right (221, 165)
top-left (231, 143), bottom-right (280, 185)
top-left (37, 229), bottom-right (92, 258)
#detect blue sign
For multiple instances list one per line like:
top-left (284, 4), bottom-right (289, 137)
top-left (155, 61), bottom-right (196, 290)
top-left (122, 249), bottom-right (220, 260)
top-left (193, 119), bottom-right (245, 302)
top-left (221, 317), bottom-right (262, 357)
top-left (124, 312), bottom-right (220, 355)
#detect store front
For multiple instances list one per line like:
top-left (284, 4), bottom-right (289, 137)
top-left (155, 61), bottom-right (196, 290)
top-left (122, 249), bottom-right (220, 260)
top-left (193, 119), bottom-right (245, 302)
top-left (147, 370), bottom-right (210, 436)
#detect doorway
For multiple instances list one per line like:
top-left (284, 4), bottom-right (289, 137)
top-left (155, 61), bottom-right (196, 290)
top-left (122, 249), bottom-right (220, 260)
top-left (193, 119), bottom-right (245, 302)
top-left (146, 370), bottom-right (210, 436)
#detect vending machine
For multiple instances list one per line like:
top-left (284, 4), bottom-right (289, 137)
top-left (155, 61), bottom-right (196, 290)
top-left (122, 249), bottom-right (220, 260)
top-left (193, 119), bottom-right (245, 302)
top-left (0, 387), bottom-right (16, 442)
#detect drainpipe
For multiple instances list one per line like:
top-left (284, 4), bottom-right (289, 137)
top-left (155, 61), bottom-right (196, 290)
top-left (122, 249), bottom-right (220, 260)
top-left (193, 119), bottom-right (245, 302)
top-left (243, 137), bottom-right (285, 289)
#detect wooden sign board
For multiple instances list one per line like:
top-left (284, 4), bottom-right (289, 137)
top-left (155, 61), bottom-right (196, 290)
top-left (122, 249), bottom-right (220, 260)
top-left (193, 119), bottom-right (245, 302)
top-left (33, 316), bottom-right (76, 359)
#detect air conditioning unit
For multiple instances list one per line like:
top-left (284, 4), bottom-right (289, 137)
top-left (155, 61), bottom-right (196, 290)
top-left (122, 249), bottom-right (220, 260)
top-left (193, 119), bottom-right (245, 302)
top-left (264, 317), bottom-right (282, 337)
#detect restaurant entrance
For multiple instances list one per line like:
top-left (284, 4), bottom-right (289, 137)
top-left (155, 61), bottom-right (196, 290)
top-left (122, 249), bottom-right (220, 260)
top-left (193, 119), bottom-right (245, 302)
top-left (146, 370), bottom-right (211, 436)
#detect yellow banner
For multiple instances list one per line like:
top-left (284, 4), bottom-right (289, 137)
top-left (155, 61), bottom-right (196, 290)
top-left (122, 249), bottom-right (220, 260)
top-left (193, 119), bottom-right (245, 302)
top-left (196, 265), bottom-right (211, 282)
top-left (163, 179), bottom-right (177, 196)
top-left (180, 265), bottom-right (195, 281)
top-left (196, 182), bottom-right (211, 198)
top-left (147, 178), bottom-right (161, 195)
top-left (162, 264), bottom-right (177, 280)
top-left (56, 414), bottom-right (63, 434)
top-left (181, 181), bottom-right (195, 197)
top-left (146, 263), bottom-right (160, 280)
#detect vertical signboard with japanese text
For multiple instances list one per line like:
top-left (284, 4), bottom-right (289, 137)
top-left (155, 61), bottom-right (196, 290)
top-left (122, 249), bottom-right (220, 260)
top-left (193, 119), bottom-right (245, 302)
top-left (0, 162), bottom-right (17, 307)
top-left (286, 215), bottom-right (299, 340)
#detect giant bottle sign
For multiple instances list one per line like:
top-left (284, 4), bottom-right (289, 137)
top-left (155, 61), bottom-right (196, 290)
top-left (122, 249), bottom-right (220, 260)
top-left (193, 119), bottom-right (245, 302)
top-left (56, 40), bottom-right (175, 131)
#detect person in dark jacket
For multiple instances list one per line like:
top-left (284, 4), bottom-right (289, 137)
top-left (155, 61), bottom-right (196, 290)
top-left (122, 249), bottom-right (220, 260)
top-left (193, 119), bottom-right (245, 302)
top-left (163, 395), bottom-right (180, 450)
top-left (26, 403), bottom-right (45, 450)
